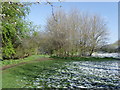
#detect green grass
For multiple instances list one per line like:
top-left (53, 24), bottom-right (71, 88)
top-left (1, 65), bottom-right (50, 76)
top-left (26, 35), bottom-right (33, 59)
top-left (2, 59), bottom-right (66, 88)
top-left (2, 54), bottom-right (50, 66)
top-left (2, 55), bottom-right (116, 67)
top-left (50, 56), bottom-right (116, 61)
top-left (2, 56), bottom-right (117, 88)
top-left (2, 55), bottom-right (118, 88)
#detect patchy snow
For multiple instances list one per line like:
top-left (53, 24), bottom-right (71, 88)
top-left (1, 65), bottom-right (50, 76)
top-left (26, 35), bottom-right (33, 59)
top-left (92, 52), bottom-right (120, 59)
top-left (23, 60), bottom-right (120, 88)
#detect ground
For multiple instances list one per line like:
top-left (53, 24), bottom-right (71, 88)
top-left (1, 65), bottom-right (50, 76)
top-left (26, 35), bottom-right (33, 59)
top-left (2, 56), bottom-right (120, 89)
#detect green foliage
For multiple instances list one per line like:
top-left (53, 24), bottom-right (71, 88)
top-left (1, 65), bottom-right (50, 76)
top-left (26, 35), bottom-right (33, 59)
top-left (3, 41), bottom-right (15, 58)
top-left (1, 2), bottom-right (31, 59)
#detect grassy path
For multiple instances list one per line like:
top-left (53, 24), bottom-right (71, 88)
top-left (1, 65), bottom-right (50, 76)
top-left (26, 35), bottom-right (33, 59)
top-left (2, 58), bottom-right (65, 88)
top-left (2, 57), bottom-right (53, 70)
top-left (2, 57), bottom-right (119, 88)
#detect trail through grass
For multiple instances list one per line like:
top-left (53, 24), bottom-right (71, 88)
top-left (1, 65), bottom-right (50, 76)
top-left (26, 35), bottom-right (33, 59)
top-left (2, 58), bottom-right (120, 89)
top-left (2, 55), bottom-right (49, 66)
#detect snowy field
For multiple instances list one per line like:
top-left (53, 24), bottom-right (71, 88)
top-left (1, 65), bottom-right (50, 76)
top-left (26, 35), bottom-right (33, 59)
top-left (23, 60), bottom-right (120, 89)
top-left (92, 53), bottom-right (120, 59)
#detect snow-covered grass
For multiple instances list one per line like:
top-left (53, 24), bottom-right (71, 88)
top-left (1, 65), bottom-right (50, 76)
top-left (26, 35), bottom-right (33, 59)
top-left (21, 60), bottom-right (120, 89)
top-left (3, 57), bottom-right (120, 88)
top-left (92, 52), bottom-right (120, 59)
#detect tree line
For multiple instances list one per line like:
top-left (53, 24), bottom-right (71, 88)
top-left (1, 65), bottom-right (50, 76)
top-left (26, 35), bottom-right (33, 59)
top-left (1, 2), bottom-right (108, 60)
top-left (42, 9), bottom-right (108, 57)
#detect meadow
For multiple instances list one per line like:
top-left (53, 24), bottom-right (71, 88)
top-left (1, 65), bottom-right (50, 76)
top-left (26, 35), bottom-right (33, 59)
top-left (2, 55), bottom-right (120, 89)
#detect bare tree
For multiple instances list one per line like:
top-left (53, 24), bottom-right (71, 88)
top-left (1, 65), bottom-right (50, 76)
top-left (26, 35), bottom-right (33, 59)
top-left (88, 15), bottom-right (108, 56)
top-left (45, 9), bottom-right (108, 57)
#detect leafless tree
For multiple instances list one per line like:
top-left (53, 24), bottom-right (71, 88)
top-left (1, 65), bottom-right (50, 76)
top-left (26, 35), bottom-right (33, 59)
top-left (44, 9), bottom-right (108, 57)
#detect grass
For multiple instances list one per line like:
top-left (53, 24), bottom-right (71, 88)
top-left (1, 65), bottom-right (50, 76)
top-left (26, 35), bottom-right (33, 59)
top-left (2, 56), bottom-right (118, 88)
top-left (1, 54), bottom-right (116, 67)
top-left (2, 54), bottom-right (49, 66)
top-left (2, 55), bottom-right (118, 88)
top-left (50, 56), bottom-right (116, 61)
top-left (2, 59), bottom-right (66, 88)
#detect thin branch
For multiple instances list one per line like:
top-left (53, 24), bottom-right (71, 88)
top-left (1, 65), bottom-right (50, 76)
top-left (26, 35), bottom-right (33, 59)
top-left (51, 4), bottom-right (57, 22)
top-left (46, 0), bottom-right (58, 22)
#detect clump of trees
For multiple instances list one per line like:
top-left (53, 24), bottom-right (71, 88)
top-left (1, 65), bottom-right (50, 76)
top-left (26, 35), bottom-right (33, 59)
top-left (1, 2), bottom-right (40, 59)
top-left (99, 40), bottom-right (120, 53)
top-left (43, 9), bottom-right (108, 57)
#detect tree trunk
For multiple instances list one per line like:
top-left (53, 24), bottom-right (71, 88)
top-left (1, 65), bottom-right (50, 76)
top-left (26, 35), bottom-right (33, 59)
top-left (89, 47), bottom-right (94, 56)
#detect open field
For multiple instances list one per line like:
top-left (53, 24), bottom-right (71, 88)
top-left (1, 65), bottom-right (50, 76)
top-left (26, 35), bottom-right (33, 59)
top-left (1, 2), bottom-right (119, 89)
top-left (2, 56), bottom-right (120, 89)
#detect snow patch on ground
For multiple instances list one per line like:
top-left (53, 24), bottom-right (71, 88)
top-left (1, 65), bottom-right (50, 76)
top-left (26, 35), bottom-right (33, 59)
top-left (92, 53), bottom-right (120, 59)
